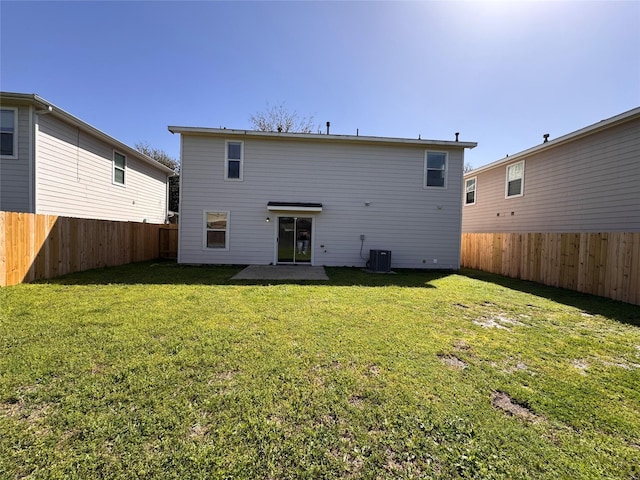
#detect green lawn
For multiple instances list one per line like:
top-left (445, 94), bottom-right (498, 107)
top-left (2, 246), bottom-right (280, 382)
top-left (1, 262), bottom-right (639, 479)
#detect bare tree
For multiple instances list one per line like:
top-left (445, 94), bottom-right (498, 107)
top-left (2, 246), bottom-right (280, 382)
top-left (464, 163), bottom-right (474, 173)
top-left (135, 142), bottom-right (180, 172)
top-left (250, 102), bottom-right (318, 133)
top-left (135, 142), bottom-right (180, 213)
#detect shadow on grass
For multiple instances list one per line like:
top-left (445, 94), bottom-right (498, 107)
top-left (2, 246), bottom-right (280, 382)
top-left (461, 268), bottom-right (640, 328)
top-left (39, 261), bottom-right (640, 326)
top-left (42, 260), bottom-right (448, 288)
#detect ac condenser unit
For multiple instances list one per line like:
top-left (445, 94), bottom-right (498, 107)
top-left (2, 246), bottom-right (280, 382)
top-left (369, 249), bottom-right (392, 272)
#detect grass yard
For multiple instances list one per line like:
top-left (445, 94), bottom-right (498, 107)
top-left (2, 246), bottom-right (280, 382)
top-left (1, 262), bottom-right (639, 479)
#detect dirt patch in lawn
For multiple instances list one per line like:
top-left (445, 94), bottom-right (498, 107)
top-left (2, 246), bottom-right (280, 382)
top-left (473, 314), bottom-right (526, 330)
top-left (438, 354), bottom-right (468, 369)
top-left (491, 391), bottom-right (541, 422)
top-left (572, 359), bottom-right (589, 374)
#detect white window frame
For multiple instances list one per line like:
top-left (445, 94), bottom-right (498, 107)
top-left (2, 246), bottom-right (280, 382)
top-left (0, 107), bottom-right (18, 159)
top-left (113, 150), bottom-right (127, 186)
top-left (505, 160), bottom-right (524, 198)
top-left (203, 210), bottom-right (230, 251)
top-left (225, 140), bottom-right (244, 181)
top-left (465, 176), bottom-right (477, 205)
top-left (423, 151), bottom-right (448, 189)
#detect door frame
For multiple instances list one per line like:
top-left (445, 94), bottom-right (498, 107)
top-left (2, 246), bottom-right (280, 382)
top-left (274, 215), bottom-right (315, 265)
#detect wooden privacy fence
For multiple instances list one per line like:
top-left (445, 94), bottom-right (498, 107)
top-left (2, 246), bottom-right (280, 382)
top-left (461, 232), bottom-right (640, 305)
top-left (0, 211), bottom-right (178, 287)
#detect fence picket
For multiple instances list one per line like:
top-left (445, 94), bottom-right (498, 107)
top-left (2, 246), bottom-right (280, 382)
top-left (461, 232), bottom-right (640, 305)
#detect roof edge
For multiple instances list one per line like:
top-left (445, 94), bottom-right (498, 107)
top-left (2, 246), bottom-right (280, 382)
top-left (1, 91), bottom-right (175, 175)
top-left (466, 106), bottom-right (640, 177)
top-left (168, 126), bottom-right (477, 149)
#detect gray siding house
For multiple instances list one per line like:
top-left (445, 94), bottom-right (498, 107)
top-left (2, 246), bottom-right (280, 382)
top-left (1, 92), bottom-right (174, 223)
top-left (170, 126), bottom-right (476, 269)
top-left (462, 107), bottom-right (640, 233)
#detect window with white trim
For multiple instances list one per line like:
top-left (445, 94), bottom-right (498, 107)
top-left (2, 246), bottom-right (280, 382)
top-left (424, 151), bottom-right (447, 188)
top-left (506, 161), bottom-right (524, 198)
top-left (205, 211), bottom-right (229, 249)
top-left (225, 141), bottom-right (243, 180)
top-left (465, 177), bottom-right (477, 205)
top-left (1, 108), bottom-right (18, 158)
top-left (113, 151), bottom-right (126, 185)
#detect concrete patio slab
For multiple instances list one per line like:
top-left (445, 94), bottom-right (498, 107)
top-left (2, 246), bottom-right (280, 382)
top-left (231, 265), bottom-right (329, 281)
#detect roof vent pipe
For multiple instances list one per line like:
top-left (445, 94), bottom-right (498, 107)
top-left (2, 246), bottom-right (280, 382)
top-left (455, 132), bottom-right (459, 142)
top-left (326, 121), bottom-right (330, 134)
top-left (543, 133), bottom-right (550, 143)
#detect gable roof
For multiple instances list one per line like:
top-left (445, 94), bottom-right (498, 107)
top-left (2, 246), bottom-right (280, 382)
top-left (466, 106), bottom-right (640, 177)
top-left (0, 91), bottom-right (175, 175)
top-left (168, 126), bottom-right (477, 150)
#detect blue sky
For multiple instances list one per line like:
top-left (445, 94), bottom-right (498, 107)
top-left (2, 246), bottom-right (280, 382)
top-left (1, 1), bottom-right (638, 168)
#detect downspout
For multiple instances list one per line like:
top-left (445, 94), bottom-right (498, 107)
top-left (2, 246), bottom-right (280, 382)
top-left (32, 105), bottom-right (53, 213)
top-left (28, 105), bottom-right (35, 212)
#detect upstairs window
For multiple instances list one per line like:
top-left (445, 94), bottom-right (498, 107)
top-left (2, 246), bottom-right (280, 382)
top-left (225, 141), bottom-right (243, 180)
top-left (1, 108), bottom-right (17, 158)
top-left (424, 151), bottom-right (447, 188)
top-left (113, 151), bottom-right (126, 185)
top-left (465, 177), bottom-right (477, 205)
top-left (506, 161), bottom-right (524, 198)
top-left (205, 211), bottom-right (229, 249)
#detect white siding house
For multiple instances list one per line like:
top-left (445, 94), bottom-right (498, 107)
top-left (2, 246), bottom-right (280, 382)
top-left (170, 126), bottom-right (476, 269)
top-left (462, 107), bottom-right (640, 233)
top-left (0, 92), bottom-right (174, 223)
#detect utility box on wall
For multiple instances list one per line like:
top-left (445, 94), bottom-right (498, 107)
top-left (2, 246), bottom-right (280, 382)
top-left (369, 249), bottom-right (392, 272)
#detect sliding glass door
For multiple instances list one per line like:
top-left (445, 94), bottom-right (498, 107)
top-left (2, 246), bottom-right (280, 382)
top-left (277, 217), bottom-right (312, 264)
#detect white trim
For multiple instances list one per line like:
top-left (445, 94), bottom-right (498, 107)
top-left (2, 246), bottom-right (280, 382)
top-left (112, 149), bottom-right (127, 186)
top-left (505, 160), bottom-right (525, 198)
top-left (423, 150), bottom-right (448, 189)
top-left (224, 140), bottom-right (244, 181)
top-left (464, 176), bottom-right (477, 206)
top-left (177, 135), bottom-right (184, 263)
top-left (0, 107), bottom-right (18, 159)
top-left (203, 210), bottom-right (230, 251)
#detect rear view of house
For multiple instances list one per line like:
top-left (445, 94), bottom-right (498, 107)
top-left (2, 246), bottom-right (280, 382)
top-left (1, 92), bottom-right (174, 223)
top-left (170, 127), bottom-right (477, 270)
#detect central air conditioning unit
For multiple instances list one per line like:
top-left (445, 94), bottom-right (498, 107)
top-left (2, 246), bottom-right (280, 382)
top-left (369, 249), bottom-right (392, 272)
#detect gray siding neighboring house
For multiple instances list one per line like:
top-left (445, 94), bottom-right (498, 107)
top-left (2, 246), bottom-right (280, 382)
top-left (170, 126), bottom-right (476, 269)
top-left (462, 107), bottom-right (640, 233)
top-left (0, 92), bottom-right (174, 223)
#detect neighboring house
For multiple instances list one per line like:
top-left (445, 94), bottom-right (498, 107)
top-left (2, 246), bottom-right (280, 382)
top-left (169, 126), bottom-right (477, 269)
top-left (462, 107), bottom-right (640, 233)
top-left (1, 92), bottom-right (174, 223)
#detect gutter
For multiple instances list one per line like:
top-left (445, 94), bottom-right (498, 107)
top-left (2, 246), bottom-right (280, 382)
top-left (466, 106), bottom-right (640, 177)
top-left (168, 126), bottom-right (478, 150)
top-left (1, 92), bottom-right (175, 176)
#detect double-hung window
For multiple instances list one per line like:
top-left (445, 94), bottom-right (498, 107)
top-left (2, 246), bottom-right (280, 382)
top-left (225, 141), bottom-right (243, 180)
top-left (113, 151), bottom-right (126, 185)
top-left (424, 151), bottom-right (447, 188)
top-left (205, 211), bottom-right (229, 249)
top-left (505, 161), bottom-right (524, 198)
top-left (465, 177), bottom-right (477, 205)
top-left (1, 108), bottom-right (18, 158)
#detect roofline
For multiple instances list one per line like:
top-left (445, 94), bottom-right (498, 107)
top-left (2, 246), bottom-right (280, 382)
top-left (168, 126), bottom-right (477, 149)
top-left (0, 91), bottom-right (176, 175)
top-left (466, 106), bottom-right (640, 177)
